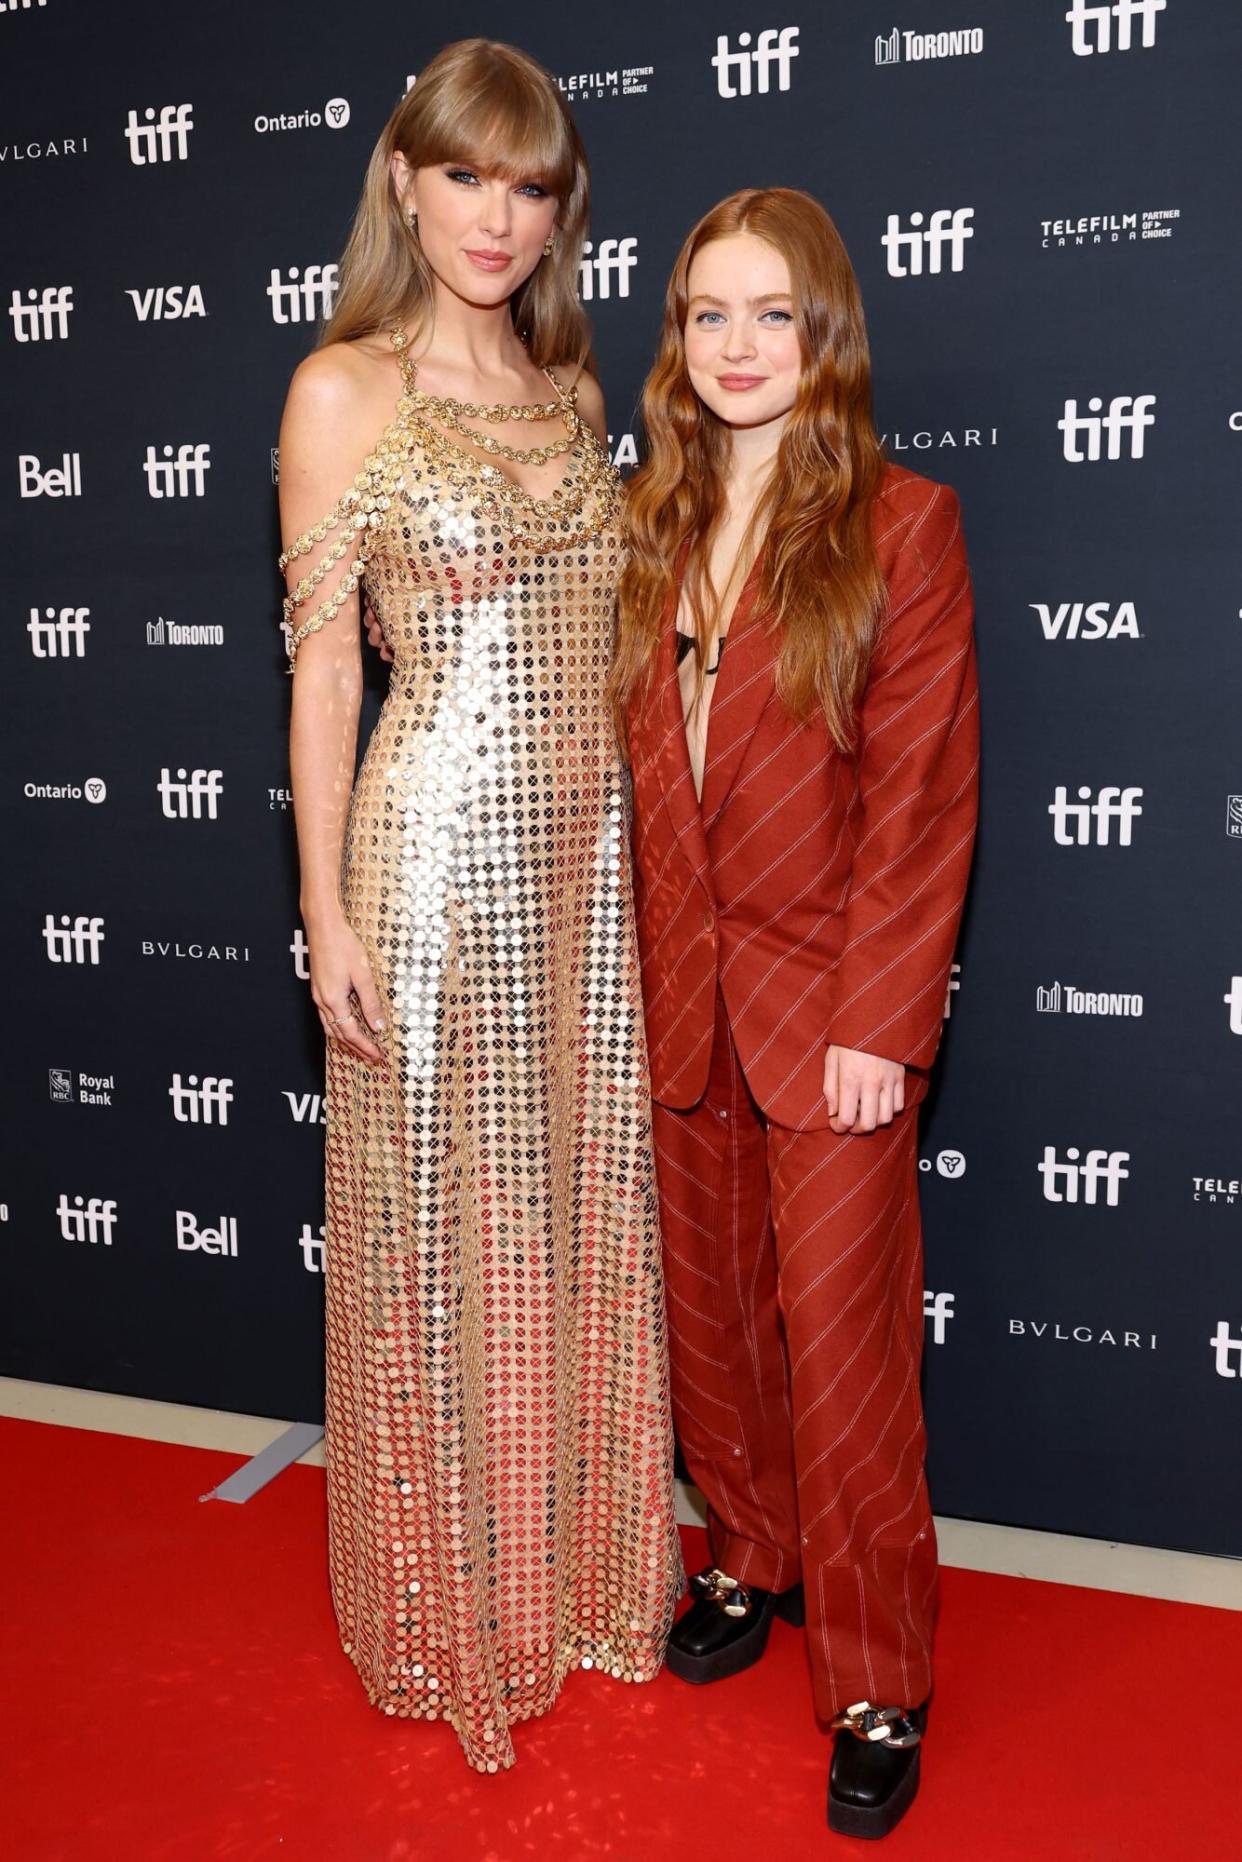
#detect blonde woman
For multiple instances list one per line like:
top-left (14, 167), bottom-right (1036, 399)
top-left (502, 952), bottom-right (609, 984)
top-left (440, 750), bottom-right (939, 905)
top-left (277, 40), bottom-right (680, 1772)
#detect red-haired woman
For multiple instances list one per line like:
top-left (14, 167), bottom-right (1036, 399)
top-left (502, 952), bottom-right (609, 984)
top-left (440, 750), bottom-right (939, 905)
top-left (611, 188), bottom-right (979, 1838)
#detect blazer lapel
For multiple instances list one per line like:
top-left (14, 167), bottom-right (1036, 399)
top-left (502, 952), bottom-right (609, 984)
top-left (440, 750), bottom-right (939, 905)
top-left (699, 559), bottom-right (777, 834)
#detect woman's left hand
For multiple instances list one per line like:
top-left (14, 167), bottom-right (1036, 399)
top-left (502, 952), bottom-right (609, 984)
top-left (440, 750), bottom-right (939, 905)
top-left (823, 1044), bottom-right (906, 1135)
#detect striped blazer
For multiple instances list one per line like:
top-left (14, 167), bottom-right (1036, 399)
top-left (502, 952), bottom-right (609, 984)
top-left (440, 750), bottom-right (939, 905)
top-left (626, 463), bottom-right (980, 1131)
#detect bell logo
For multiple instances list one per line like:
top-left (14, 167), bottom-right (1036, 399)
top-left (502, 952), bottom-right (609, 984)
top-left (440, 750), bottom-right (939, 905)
top-left (175, 1210), bottom-right (238, 1256)
top-left (1066, 0), bottom-right (1166, 57)
top-left (579, 237), bottom-right (638, 302)
top-left (712, 26), bottom-right (800, 96)
top-left (1039, 1146), bottom-right (1130, 1206)
top-left (1210, 1322), bottom-right (1242, 1378)
top-left (1058, 394), bottom-right (1156, 461)
top-left (1048, 784), bottom-right (1143, 846)
top-left (124, 104), bottom-right (194, 165)
top-left (57, 1194), bottom-right (117, 1245)
top-left (9, 286), bottom-right (73, 342)
top-left (882, 209), bottom-right (975, 277)
top-left (43, 914), bottom-right (104, 963)
top-left (18, 453), bottom-right (82, 498)
top-left (28, 605), bottom-right (90, 656)
top-left (168, 1074), bottom-right (234, 1125)
top-left (266, 264), bottom-right (340, 324)
top-left (924, 1290), bottom-right (955, 1344)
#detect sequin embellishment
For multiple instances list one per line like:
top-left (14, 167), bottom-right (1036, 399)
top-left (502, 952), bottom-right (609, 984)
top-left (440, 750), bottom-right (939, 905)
top-left (278, 326), bottom-right (682, 1770)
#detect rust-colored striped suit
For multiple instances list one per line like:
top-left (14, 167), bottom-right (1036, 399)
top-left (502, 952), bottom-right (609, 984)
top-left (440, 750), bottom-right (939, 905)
top-left (626, 465), bottom-right (979, 1720)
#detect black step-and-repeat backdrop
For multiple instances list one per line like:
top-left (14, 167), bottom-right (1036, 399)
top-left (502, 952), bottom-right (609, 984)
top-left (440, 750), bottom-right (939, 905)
top-left (3, 1), bottom-right (1240, 1558)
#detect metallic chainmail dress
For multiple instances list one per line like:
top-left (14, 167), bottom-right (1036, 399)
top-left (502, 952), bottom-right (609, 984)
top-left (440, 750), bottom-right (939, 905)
top-left (278, 326), bottom-right (681, 1771)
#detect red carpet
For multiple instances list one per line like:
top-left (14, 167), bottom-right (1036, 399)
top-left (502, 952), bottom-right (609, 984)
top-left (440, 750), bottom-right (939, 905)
top-left (3, 1415), bottom-right (1236, 1862)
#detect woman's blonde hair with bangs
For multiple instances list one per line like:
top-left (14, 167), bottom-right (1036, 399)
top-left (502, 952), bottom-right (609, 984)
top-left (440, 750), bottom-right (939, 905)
top-left (321, 38), bottom-right (592, 370)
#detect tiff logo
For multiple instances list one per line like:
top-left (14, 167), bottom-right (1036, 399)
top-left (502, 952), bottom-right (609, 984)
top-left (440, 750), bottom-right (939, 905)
top-left (712, 26), bottom-right (800, 96)
top-left (43, 913), bottom-right (104, 963)
top-left (266, 264), bottom-right (339, 323)
top-left (143, 443), bottom-right (210, 497)
top-left (943, 960), bottom-right (960, 1018)
top-left (299, 1222), bottom-right (326, 1272)
top-left (882, 208), bottom-right (974, 277)
top-left (28, 605), bottom-right (90, 656)
top-left (1210, 1322), bottom-right (1242, 1378)
top-left (924, 1290), bottom-right (955, 1344)
top-left (124, 103), bottom-right (193, 165)
top-left (1067, 0), bottom-right (1165, 57)
top-left (1039, 1146), bottom-right (1130, 1206)
top-left (57, 1194), bottom-right (117, 1245)
top-left (157, 767), bottom-right (223, 819)
top-left (1, 1), bottom-right (52, 10)
top-left (9, 286), bottom-right (73, 341)
top-left (290, 927), bottom-right (311, 980)
top-left (1048, 784), bottom-right (1143, 846)
top-left (1059, 394), bottom-right (1156, 461)
top-left (169, 1073), bottom-right (234, 1125)
top-left (1224, 977), bottom-right (1242, 1036)
top-left (175, 1210), bottom-right (238, 1255)
top-left (579, 237), bottom-right (638, 302)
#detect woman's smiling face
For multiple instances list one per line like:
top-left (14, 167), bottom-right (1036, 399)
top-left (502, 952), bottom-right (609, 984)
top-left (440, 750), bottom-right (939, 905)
top-left (683, 233), bottom-right (802, 430)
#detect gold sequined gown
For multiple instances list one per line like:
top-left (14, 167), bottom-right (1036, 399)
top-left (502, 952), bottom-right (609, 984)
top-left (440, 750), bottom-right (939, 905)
top-left (279, 327), bottom-right (681, 1771)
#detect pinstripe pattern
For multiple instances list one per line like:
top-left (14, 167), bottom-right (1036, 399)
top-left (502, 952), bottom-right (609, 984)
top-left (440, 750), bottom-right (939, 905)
top-left (654, 988), bottom-right (938, 1718)
top-left (628, 464), bottom-right (980, 1131)
top-left (631, 464), bottom-right (977, 1716)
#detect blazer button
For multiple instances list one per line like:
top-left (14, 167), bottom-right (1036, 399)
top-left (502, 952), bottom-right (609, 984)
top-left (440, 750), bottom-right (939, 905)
top-left (703, 911), bottom-right (715, 933)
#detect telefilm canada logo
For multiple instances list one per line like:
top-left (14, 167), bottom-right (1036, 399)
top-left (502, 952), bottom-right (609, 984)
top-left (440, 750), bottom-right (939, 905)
top-left (712, 27), bottom-right (800, 97)
top-left (875, 27), bottom-right (983, 64)
top-left (1040, 208), bottom-right (1179, 250)
top-left (1193, 1176), bottom-right (1238, 1207)
top-left (253, 97), bottom-right (350, 135)
top-left (555, 59), bottom-right (655, 102)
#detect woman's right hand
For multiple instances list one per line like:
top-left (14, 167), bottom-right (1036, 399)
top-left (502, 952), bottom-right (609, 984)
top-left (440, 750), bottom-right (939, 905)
top-left (307, 912), bottom-right (388, 1065)
top-left (363, 602), bottom-right (393, 662)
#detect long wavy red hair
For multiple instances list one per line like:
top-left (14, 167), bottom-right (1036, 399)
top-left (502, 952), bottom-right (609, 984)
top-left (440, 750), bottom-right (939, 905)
top-left (611, 188), bottom-right (887, 752)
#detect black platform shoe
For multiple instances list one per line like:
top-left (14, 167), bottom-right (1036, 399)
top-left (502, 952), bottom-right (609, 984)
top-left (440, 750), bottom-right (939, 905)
top-left (827, 1700), bottom-right (929, 1839)
top-left (664, 1565), bottom-right (805, 1685)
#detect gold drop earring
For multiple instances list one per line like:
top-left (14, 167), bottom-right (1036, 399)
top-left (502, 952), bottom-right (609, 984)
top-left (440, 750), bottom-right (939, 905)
top-left (543, 235), bottom-right (554, 257)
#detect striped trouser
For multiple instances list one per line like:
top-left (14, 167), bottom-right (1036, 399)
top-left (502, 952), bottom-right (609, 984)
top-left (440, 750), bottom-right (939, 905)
top-left (652, 986), bottom-right (937, 1720)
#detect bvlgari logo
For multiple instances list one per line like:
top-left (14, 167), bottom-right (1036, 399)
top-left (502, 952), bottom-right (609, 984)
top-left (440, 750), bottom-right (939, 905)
top-left (140, 938), bottom-right (250, 962)
top-left (879, 424), bottom-right (997, 453)
top-left (1009, 1319), bottom-right (1157, 1349)
top-left (0, 131), bottom-right (89, 163)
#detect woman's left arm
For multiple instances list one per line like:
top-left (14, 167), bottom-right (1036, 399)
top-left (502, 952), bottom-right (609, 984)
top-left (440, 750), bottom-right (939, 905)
top-left (824, 481), bottom-right (980, 1124)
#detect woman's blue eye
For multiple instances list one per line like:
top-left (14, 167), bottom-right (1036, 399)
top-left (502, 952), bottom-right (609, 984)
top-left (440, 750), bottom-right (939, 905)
top-left (446, 168), bottom-right (478, 186)
top-left (695, 311), bottom-right (725, 326)
top-left (517, 183), bottom-right (548, 198)
top-left (760, 310), bottom-right (793, 324)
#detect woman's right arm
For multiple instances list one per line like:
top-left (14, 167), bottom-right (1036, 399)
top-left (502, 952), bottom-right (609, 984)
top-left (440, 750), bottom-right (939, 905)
top-left (279, 348), bottom-right (386, 1064)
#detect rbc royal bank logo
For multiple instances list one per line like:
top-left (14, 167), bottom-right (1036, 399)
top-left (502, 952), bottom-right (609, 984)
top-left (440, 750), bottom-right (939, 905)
top-left (124, 104), bottom-right (194, 164)
top-left (712, 26), bottom-right (800, 96)
top-left (8, 286), bottom-right (73, 341)
top-left (266, 265), bottom-right (340, 324)
top-left (1066, 0), bottom-right (1165, 57)
top-left (1048, 784), bottom-right (1143, 846)
top-left (882, 209), bottom-right (974, 276)
top-left (579, 238), bottom-right (638, 301)
top-left (1059, 394), bottom-right (1156, 461)
top-left (1039, 1147), bottom-right (1130, 1206)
